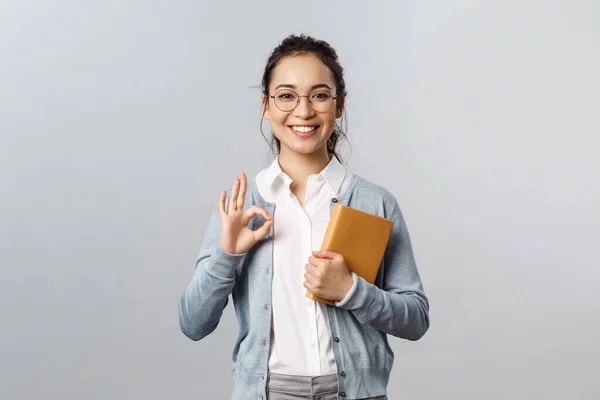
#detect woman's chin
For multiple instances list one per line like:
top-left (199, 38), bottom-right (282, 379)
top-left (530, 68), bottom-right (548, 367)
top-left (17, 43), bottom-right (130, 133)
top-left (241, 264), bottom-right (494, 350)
top-left (274, 129), bottom-right (331, 156)
top-left (284, 141), bottom-right (329, 157)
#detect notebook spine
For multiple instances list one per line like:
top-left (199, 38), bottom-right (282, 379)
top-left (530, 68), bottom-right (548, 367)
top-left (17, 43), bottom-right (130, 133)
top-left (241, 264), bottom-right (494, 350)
top-left (320, 203), bottom-right (342, 251)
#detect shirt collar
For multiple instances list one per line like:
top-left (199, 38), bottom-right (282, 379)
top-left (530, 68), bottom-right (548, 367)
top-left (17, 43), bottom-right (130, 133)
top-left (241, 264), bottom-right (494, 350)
top-left (263, 155), bottom-right (346, 194)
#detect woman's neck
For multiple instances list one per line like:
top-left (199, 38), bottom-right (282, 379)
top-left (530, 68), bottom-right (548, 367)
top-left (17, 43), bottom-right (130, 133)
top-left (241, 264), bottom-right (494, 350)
top-left (277, 148), bottom-right (331, 186)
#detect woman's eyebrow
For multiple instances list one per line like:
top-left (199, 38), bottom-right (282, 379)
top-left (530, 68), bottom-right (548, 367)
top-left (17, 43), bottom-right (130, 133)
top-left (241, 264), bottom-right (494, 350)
top-left (273, 83), bottom-right (333, 91)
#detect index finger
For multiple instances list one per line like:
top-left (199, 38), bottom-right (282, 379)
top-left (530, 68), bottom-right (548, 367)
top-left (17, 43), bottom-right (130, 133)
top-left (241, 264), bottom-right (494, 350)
top-left (237, 172), bottom-right (247, 210)
top-left (305, 263), bottom-right (319, 276)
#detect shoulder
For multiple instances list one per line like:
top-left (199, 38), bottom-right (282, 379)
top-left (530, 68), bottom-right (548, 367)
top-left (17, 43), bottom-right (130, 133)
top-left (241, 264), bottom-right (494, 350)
top-left (346, 174), bottom-right (401, 219)
top-left (349, 174), bottom-right (399, 206)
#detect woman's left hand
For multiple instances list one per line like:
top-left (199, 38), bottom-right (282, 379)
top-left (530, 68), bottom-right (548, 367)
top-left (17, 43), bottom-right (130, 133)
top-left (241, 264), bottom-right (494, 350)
top-left (304, 250), bottom-right (354, 302)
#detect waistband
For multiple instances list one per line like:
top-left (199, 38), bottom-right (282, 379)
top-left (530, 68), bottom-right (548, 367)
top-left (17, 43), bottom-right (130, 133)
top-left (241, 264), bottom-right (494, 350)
top-left (267, 373), bottom-right (338, 396)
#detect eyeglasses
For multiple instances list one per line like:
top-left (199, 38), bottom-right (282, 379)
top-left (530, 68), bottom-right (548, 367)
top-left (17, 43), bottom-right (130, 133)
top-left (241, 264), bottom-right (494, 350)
top-left (269, 89), bottom-right (339, 113)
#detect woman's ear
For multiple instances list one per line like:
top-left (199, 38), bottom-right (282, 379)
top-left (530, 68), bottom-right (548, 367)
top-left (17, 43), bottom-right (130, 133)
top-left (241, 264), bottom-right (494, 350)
top-left (335, 96), bottom-right (345, 119)
top-left (262, 95), bottom-right (271, 120)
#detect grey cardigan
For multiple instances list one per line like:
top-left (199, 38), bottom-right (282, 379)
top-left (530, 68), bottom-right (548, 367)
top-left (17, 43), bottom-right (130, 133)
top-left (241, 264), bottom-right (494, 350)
top-left (179, 173), bottom-right (430, 399)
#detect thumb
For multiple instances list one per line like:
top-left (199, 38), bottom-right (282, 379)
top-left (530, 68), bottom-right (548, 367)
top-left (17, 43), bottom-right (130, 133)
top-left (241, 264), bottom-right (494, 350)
top-left (255, 219), bottom-right (272, 239)
top-left (313, 249), bottom-right (335, 259)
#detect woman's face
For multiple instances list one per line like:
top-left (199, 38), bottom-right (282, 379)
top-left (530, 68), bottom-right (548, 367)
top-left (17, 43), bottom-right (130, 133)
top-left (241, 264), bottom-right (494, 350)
top-left (263, 53), bottom-right (343, 158)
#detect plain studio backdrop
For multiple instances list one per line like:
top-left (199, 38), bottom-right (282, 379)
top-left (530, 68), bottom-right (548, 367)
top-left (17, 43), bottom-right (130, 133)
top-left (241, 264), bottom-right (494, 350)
top-left (1, 1), bottom-right (599, 399)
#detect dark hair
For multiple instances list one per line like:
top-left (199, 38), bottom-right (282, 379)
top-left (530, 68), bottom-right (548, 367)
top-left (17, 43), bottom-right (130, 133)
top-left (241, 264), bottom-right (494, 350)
top-left (260, 34), bottom-right (349, 163)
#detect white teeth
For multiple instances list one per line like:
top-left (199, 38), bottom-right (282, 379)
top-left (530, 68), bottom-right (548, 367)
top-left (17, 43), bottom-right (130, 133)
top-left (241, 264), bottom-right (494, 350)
top-left (291, 126), bottom-right (317, 133)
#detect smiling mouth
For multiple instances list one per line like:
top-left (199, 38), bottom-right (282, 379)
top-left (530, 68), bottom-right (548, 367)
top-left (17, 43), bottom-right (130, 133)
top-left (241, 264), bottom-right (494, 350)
top-left (289, 125), bottom-right (319, 133)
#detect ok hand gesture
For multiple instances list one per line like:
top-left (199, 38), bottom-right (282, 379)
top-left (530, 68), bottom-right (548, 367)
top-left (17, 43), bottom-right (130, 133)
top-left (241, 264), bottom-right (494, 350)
top-left (217, 173), bottom-right (272, 255)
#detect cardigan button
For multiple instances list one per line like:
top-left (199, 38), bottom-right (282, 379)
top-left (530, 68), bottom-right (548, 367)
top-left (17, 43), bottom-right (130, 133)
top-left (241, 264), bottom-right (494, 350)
top-left (331, 198), bottom-right (338, 203)
top-left (340, 371), bottom-right (346, 377)
top-left (334, 337), bottom-right (339, 342)
top-left (340, 392), bottom-right (346, 397)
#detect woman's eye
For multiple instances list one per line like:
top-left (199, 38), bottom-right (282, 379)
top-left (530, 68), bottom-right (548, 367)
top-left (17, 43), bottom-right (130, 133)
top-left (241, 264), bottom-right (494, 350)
top-left (278, 93), bottom-right (295, 100)
top-left (313, 92), bottom-right (331, 100)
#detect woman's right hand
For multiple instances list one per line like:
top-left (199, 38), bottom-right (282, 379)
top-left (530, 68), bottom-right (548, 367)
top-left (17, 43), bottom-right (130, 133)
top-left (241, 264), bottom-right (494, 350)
top-left (217, 172), bottom-right (272, 255)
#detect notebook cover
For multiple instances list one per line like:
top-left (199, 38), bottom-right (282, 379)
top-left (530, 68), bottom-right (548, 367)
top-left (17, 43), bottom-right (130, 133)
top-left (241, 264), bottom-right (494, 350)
top-left (306, 203), bottom-right (394, 305)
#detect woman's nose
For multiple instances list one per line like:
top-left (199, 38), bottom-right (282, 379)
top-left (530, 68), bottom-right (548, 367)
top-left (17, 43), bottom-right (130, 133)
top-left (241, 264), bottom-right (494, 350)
top-left (294, 96), bottom-right (314, 118)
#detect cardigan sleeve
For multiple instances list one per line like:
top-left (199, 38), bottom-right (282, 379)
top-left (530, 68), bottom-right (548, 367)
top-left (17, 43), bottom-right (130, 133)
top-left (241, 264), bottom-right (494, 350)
top-left (178, 197), bottom-right (248, 341)
top-left (335, 199), bottom-right (430, 340)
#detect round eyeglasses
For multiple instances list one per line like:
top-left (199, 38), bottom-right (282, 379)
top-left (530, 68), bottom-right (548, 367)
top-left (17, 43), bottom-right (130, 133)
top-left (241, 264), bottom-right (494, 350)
top-left (269, 89), bottom-right (339, 113)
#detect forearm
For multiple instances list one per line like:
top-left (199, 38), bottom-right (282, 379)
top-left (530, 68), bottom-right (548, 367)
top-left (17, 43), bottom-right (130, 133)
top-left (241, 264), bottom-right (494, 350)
top-left (178, 245), bottom-right (246, 341)
top-left (336, 275), bottom-right (429, 340)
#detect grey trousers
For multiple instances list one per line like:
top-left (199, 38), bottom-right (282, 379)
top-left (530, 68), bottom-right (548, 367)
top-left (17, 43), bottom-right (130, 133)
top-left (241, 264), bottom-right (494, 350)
top-left (267, 373), bottom-right (387, 400)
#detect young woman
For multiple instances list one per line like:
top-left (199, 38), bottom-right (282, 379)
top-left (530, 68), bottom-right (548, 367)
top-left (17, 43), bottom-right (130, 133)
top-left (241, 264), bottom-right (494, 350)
top-left (179, 34), bottom-right (430, 400)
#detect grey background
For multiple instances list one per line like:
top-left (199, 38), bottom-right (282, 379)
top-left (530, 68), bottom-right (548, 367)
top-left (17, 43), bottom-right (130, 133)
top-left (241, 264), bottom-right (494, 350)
top-left (1, 1), bottom-right (599, 399)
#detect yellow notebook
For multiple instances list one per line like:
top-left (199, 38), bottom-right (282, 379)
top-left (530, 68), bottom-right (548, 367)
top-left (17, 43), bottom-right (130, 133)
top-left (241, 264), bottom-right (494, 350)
top-left (306, 203), bottom-right (394, 305)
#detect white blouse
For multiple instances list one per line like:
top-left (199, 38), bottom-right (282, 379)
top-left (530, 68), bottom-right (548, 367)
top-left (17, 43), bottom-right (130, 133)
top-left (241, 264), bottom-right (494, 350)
top-left (255, 155), bottom-right (355, 376)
